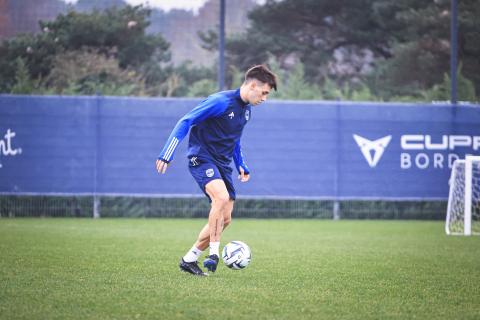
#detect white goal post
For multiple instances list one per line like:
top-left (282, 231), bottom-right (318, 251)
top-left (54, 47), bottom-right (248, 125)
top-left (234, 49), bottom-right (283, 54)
top-left (445, 155), bottom-right (480, 236)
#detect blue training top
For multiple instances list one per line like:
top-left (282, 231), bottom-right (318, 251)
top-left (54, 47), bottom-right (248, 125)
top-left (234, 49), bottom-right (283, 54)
top-left (158, 89), bottom-right (251, 174)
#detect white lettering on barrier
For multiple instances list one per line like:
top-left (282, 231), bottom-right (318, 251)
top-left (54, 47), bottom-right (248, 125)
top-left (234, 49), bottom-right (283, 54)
top-left (400, 153), bottom-right (411, 169)
top-left (357, 134), bottom-right (479, 170)
top-left (400, 153), bottom-right (464, 170)
top-left (474, 137), bottom-right (480, 150)
top-left (0, 129), bottom-right (22, 168)
top-left (449, 135), bottom-right (472, 150)
top-left (401, 135), bottom-right (480, 151)
top-left (393, 135), bottom-right (479, 170)
top-left (401, 135), bottom-right (424, 150)
top-left (425, 136), bottom-right (448, 150)
top-left (415, 153), bottom-right (429, 169)
top-left (448, 153), bottom-right (460, 167)
top-left (433, 153), bottom-right (444, 169)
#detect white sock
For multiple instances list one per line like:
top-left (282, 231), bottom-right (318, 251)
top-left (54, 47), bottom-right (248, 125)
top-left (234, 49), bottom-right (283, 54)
top-left (183, 245), bottom-right (203, 263)
top-left (209, 241), bottom-right (220, 257)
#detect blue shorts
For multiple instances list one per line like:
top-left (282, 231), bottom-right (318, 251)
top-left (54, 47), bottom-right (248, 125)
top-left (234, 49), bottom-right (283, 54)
top-left (188, 156), bottom-right (236, 201)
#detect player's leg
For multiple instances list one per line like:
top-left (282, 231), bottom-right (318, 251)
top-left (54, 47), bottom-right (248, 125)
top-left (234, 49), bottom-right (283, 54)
top-left (179, 160), bottom-right (223, 276)
top-left (183, 199), bottom-right (233, 275)
top-left (224, 200), bottom-right (234, 225)
top-left (202, 179), bottom-right (231, 272)
top-left (206, 179), bottom-right (231, 240)
top-left (194, 223), bottom-right (210, 251)
top-left (194, 199), bottom-right (234, 250)
top-left (180, 159), bottom-right (235, 275)
top-left (203, 164), bottom-right (237, 272)
top-left (182, 199), bottom-right (234, 274)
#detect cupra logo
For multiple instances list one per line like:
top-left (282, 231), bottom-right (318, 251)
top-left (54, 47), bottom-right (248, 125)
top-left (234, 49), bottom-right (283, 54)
top-left (353, 134), bottom-right (392, 168)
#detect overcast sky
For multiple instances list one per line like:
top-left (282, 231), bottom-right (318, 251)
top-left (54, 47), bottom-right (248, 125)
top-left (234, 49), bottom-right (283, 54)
top-left (63, 0), bottom-right (266, 13)
top-left (62, 0), bottom-right (237, 13)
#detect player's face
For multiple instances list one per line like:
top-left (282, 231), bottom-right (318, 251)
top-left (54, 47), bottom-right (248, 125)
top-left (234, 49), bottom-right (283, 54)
top-left (247, 81), bottom-right (272, 106)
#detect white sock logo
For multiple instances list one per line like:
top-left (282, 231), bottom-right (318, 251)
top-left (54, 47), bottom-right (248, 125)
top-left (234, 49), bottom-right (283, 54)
top-left (353, 134), bottom-right (392, 168)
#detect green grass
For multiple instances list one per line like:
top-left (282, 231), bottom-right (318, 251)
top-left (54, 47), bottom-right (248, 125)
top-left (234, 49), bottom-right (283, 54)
top-left (0, 219), bottom-right (479, 320)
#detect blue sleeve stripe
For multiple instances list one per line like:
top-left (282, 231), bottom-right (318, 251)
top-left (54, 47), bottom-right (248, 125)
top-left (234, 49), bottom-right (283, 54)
top-left (164, 137), bottom-right (179, 161)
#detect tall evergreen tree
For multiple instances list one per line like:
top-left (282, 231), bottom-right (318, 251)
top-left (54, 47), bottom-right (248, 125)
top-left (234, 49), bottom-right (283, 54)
top-left (0, 5), bottom-right (171, 93)
top-left (204, 0), bottom-right (479, 100)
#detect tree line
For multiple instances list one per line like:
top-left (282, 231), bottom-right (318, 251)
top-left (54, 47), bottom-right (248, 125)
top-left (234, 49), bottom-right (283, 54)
top-left (0, 1), bottom-right (478, 102)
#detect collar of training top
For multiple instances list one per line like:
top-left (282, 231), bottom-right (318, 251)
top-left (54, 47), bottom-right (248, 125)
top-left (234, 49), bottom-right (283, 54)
top-left (234, 88), bottom-right (249, 106)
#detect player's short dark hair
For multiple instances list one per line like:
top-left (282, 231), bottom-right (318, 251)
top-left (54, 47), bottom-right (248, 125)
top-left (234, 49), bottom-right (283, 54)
top-left (245, 65), bottom-right (277, 91)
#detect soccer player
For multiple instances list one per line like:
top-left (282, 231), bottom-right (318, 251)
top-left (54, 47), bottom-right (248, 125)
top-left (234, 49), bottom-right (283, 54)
top-left (156, 65), bottom-right (277, 276)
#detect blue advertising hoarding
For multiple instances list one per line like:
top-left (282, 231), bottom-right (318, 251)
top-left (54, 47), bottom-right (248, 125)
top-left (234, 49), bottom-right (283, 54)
top-left (0, 95), bottom-right (479, 199)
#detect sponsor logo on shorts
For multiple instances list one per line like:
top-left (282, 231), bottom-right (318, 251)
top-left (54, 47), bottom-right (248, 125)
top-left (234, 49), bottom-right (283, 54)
top-left (190, 157), bottom-right (198, 166)
top-left (206, 168), bottom-right (214, 177)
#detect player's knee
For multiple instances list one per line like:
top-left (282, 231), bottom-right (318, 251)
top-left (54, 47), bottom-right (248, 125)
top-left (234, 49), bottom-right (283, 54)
top-left (212, 193), bottom-right (230, 209)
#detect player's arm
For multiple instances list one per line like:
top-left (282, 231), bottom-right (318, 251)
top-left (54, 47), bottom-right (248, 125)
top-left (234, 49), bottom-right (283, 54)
top-left (156, 96), bottom-right (227, 174)
top-left (233, 140), bottom-right (250, 182)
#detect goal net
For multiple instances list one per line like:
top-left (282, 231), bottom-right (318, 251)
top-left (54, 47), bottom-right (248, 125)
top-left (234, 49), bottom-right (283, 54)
top-left (445, 156), bottom-right (480, 235)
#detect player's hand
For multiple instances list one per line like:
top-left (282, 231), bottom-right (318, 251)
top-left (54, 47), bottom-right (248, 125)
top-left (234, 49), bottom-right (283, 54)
top-left (156, 159), bottom-right (169, 174)
top-left (238, 166), bottom-right (250, 182)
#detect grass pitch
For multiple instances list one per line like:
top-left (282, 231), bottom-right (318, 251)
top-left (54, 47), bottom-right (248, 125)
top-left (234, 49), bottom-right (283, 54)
top-left (0, 219), bottom-right (479, 320)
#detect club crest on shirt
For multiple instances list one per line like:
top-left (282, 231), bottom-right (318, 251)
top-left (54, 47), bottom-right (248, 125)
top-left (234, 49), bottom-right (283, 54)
top-left (205, 168), bottom-right (214, 177)
top-left (245, 110), bottom-right (250, 121)
top-left (228, 112), bottom-right (235, 119)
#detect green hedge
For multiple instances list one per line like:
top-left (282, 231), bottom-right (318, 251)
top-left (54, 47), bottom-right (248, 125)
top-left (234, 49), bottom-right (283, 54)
top-left (0, 195), bottom-right (446, 220)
